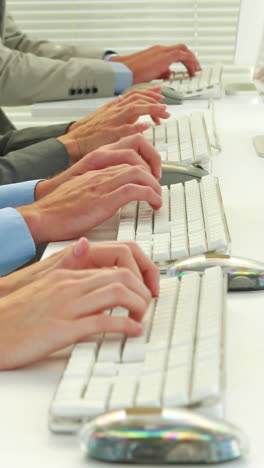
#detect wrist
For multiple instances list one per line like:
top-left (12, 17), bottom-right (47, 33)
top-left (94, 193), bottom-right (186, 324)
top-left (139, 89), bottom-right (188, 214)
top-left (16, 204), bottom-right (44, 245)
top-left (58, 135), bottom-right (80, 165)
top-left (0, 276), bottom-right (13, 297)
top-left (34, 180), bottom-right (53, 201)
top-left (66, 121), bottom-right (77, 133)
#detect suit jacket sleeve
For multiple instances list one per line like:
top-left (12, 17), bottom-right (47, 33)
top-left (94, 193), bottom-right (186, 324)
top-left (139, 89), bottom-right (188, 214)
top-left (0, 122), bottom-right (70, 154)
top-left (0, 13), bottom-right (116, 105)
top-left (0, 41), bottom-right (115, 105)
top-left (0, 138), bottom-right (70, 185)
top-left (4, 13), bottom-right (107, 60)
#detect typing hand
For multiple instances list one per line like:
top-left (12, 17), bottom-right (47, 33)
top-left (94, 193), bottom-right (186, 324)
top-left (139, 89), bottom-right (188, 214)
top-left (110, 44), bottom-right (201, 83)
top-left (73, 238), bottom-right (160, 297)
top-left (18, 164), bottom-right (162, 244)
top-left (59, 86), bottom-right (170, 163)
top-left (0, 266), bottom-right (150, 370)
top-left (35, 134), bottom-right (162, 198)
top-left (254, 67), bottom-right (264, 81)
top-left (0, 238), bottom-right (159, 298)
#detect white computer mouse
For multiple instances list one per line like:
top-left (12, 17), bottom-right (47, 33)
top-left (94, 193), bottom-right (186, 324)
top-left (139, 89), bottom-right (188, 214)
top-left (122, 83), bottom-right (184, 104)
top-left (168, 253), bottom-right (264, 291)
top-left (79, 407), bottom-right (248, 464)
top-left (160, 162), bottom-right (208, 186)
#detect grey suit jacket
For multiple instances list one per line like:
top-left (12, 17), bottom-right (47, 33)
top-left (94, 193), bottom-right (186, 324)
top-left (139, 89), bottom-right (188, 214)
top-left (0, 3), bottom-right (116, 106)
top-left (0, 123), bottom-right (70, 184)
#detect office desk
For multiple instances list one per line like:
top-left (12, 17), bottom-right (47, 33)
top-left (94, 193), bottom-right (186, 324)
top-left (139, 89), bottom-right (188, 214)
top-left (1, 98), bottom-right (264, 468)
top-left (31, 97), bottom-right (115, 120)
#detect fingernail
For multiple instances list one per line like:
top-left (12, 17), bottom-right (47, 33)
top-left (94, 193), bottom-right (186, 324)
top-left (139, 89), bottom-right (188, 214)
top-left (72, 239), bottom-right (83, 257)
top-left (133, 321), bottom-right (143, 334)
top-left (141, 122), bottom-right (150, 129)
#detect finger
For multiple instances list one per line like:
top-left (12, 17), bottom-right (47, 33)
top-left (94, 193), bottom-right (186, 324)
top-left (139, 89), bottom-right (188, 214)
top-left (106, 184), bottom-right (162, 210)
top-left (151, 116), bottom-right (161, 125)
top-left (255, 68), bottom-right (264, 80)
top-left (88, 240), bottom-right (160, 297)
top-left (106, 134), bottom-right (162, 179)
top-left (88, 242), bottom-right (143, 281)
top-left (112, 122), bottom-right (152, 143)
top-left (158, 69), bottom-right (171, 80)
top-left (69, 314), bottom-right (143, 343)
top-left (115, 103), bottom-right (170, 125)
top-left (164, 44), bottom-right (201, 71)
top-left (83, 147), bottom-right (152, 173)
top-left (71, 281), bottom-right (150, 322)
top-left (123, 85), bottom-right (163, 100)
top-left (119, 90), bottom-right (164, 105)
top-left (166, 49), bottom-right (198, 77)
top-left (103, 164), bottom-right (162, 196)
top-left (121, 241), bottom-right (160, 297)
top-left (117, 94), bottom-right (163, 107)
top-left (52, 267), bottom-right (151, 317)
top-left (57, 237), bottom-right (91, 270)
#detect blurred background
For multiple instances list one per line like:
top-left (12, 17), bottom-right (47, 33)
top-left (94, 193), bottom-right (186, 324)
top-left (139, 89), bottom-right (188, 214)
top-left (5, 0), bottom-right (264, 127)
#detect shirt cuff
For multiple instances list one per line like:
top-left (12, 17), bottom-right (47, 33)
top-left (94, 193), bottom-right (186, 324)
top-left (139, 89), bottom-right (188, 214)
top-left (0, 180), bottom-right (42, 209)
top-left (0, 207), bottom-right (36, 276)
top-left (107, 61), bottom-right (133, 94)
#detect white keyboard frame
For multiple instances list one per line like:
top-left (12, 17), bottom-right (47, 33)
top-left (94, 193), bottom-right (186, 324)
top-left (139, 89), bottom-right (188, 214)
top-left (143, 102), bottom-right (222, 168)
top-left (49, 270), bottom-right (227, 434)
top-left (117, 176), bottom-right (231, 266)
top-left (164, 63), bottom-right (223, 99)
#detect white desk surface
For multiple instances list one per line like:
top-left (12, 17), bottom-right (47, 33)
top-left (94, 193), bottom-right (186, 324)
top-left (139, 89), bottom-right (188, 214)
top-left (1, 96), bottom-right (264, 468)
top-left (31, 97), bottom-right (115, 119)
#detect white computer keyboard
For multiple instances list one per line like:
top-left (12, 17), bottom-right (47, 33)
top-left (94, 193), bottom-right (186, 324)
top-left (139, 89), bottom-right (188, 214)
top-left (164, 63), bottom-right (223, 99)
top-left (49, 266), bottom-right (226, 433)
top-left (117, 175), bottom-right (230, 263)
top-left (143, 112), bottom-right (212, 165)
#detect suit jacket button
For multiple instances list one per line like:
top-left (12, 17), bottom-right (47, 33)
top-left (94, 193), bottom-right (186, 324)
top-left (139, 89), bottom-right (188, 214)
top-left (85, 88), bottom-right (90, 94)
top-left (92, 87), bottom-right (98, 93)
top-left (69, 88), bottom-right (76, 95)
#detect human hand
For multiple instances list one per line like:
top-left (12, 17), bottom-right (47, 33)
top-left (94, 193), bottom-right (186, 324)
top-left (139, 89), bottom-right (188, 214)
top-left (0, 237), bottom-right (160, 298)
top-left (254, 67), bottom-right (264, 80)
top-left (111, 45), bottom-right (201, 83)
top-left (35, 134), bottom-right (162, 199)
top-left (18, 164), bottom-right (162, 244)
top-left (0, 266), bottom-right (151, 370)
top-left (58, 86), bottom-right (170, 163)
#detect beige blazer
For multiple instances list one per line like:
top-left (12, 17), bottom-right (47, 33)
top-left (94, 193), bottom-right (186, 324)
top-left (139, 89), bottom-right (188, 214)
top-left (0, 1), bottom-right (116, 106)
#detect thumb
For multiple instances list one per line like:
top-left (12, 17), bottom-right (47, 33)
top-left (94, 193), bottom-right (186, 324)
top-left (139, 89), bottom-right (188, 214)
top-left (58, 237), bottom-right (91, 270)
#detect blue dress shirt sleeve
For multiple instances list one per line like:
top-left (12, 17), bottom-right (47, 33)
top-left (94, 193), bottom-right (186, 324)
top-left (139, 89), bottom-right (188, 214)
top-left (0, 207), bottom-right (36, 276)
top-left (106, 61), bottom-right (133, 94)
top-left (0, 180), bottom-right (41, 208)
top-left (0, 180), bottom-right (42, 275)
